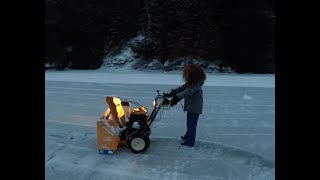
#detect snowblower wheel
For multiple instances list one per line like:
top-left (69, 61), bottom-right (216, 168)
top-left (126, 131), bottom-right (150, 153)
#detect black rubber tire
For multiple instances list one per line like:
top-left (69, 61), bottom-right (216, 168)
top-left (126, 131), bottom-right (150, 153)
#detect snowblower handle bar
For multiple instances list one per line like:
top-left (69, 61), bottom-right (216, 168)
top-left (147, 91), bottom-right (172, 127)
top-left (157, 90), bottom-right (170, 98)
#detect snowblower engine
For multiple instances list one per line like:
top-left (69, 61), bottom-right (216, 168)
top-left (125, 107), bottom-right (151, 135)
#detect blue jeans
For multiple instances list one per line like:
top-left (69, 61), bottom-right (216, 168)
top-left (184, 112), bottom-right (200, 146)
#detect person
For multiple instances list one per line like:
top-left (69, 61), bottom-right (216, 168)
top-left (168, 64), bottom-right (206, 148)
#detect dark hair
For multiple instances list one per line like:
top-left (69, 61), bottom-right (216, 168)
top-left (183, 64), bottom-right (206, 86)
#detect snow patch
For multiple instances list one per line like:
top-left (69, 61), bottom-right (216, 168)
top-left (243, 94), bottom-right (253, 100)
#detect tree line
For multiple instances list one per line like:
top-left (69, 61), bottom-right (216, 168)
top-left (45, 0), bottom-right (275, 73)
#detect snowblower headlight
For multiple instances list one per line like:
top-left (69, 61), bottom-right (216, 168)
top-left (153, 97), bottom-right (162, 108)
top-left (153, 99), bottom-right (157, 107)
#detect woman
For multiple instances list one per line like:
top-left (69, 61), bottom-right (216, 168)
top-left (169, 64), bottom-right (206, 148)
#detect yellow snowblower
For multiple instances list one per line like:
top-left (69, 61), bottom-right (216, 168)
top-left (97, 90), bottom-right (172, 154)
